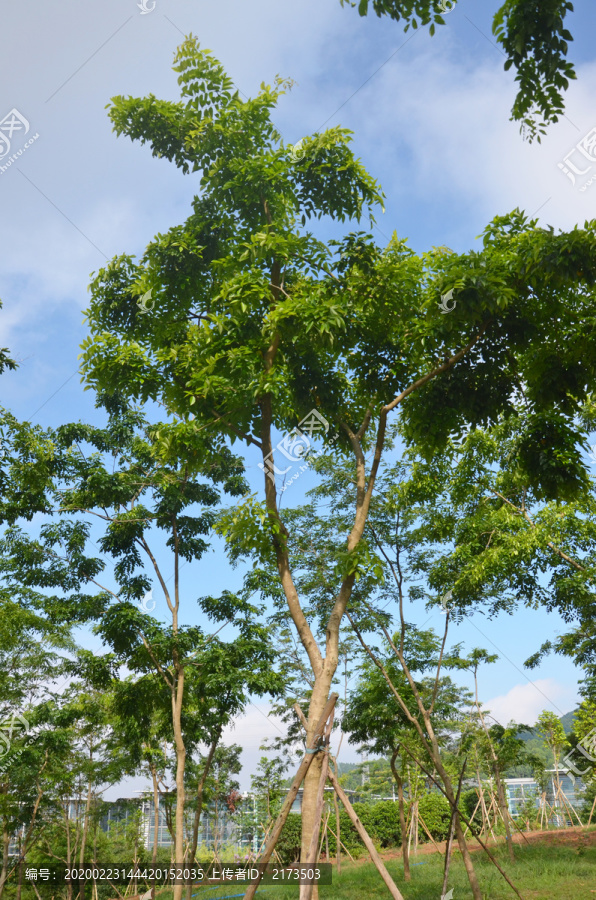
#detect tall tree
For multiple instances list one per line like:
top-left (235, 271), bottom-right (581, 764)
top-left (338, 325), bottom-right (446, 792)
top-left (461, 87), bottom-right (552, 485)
top-left (80, 37), bottom-right (596, 898)
top-left (340, 0), bottom-right (576, 140)
top-left (0, 397), bottom-right (282, 900)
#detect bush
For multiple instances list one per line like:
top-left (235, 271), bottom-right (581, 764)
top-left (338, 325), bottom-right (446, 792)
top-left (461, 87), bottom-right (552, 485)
top-left (461, 788), bottom-right (485, 835)
top-left (278, 793), bottom-right (464, 861)
top-left (416, 792), bottom-right (455, 842)
top-left (353, 801), bottom-right (402, 848)
top-left (277, 813), bottom-right (302, 864)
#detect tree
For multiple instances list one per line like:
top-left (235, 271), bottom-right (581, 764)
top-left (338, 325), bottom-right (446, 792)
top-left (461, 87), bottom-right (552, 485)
top-left (448, 648), bottom-right (517, 861)
top-left (340, 0), bottom-right (576, 140)
top-left (343, 628), bottom-right (471, 880)
top-left (0, 397), bottom-right (282, 900)
top-left (535, 709), bottom-right (569, 801)
top-left (0, 572), bottom-right (74, 898)
top-left (80, 36), bottom-right (596, 898)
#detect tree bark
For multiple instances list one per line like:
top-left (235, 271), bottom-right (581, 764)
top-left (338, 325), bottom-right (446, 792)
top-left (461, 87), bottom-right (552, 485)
top-left (171, 666), bottom-right (186, 900)
top-left (390, 748), bottom-right (409, 882)
top-left (150, 766), bottom-right (159, 900)
top-left (0, 820), bottom-right (9, 900)
top-left (79, 774), bottom-right (93, 866)
top-left (300, 711), bottom-right (333, 900)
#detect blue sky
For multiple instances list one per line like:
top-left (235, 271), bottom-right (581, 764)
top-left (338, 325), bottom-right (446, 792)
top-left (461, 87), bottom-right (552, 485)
top-left (2, 0), bottom-right (596, 791)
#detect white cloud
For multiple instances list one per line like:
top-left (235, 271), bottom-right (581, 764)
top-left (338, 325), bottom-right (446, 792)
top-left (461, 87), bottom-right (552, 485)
top-left (483, 679), bottom-right (579, 729)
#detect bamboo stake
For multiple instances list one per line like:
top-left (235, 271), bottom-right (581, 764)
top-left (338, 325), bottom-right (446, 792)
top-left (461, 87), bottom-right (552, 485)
top-left (587, 793), bottom-right (596, 827)
top-left (327, 767), bottom-right (406, 900)
top-left (242, 693), bottom-right (338, 900)
top-left (330, 757), bottom-right (342, 874)
top-left (325, 823), bottom-right (355, 862)
top-left (416, 811), bottom-right (442, 853)
top-left (318, 810), bottom-right (331, 861)
top-left (554, 782), bottom-right (583, 828)
top-left (463, 796), bottom-right (482, 838)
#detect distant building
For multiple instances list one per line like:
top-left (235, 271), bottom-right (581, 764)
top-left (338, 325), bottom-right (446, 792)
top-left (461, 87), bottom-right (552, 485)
top-left (504, 767), bottom-right (585, 827)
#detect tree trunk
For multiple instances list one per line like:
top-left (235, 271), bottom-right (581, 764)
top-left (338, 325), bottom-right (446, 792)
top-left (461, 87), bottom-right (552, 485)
top-left (390, 749), bottom-right (409, 882)
top-left (300, 672), bottom-right (335, 900)
top-left (432, 755), bottom-right (481, 900)
top-left (64, 803), bottom-right (73, 900)
top-left (172, 667), bottom-right (186, 900)
top-left (149, 766), bottom-right (160, 900)
top-left (184, 735), bottom-right (220, 900)
top-left (0, 820), bottom-right (9, 900)
top-left (243, 695), bottom-right (338, 900)
top-left (79, 777), bottom-right (93, 866)
top-left (15, 847), bottom-right (22, 900)
top-left (494, 765), bottom-right (515, 862)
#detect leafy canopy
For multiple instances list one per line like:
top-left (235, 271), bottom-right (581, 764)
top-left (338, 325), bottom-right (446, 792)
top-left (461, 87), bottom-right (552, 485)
top-left (340, 0), bottom-right (576, 141)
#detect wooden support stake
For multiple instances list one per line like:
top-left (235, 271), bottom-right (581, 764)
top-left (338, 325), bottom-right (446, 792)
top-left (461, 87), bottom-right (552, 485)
top-left (242, 693), bottom-right (338, 900)
top-left (327, 767), bottom-right (406, 900)
top-left (325, 823), bottom-right (355, 862)
top-left (463, 796), bottom-right (482, 838)
top-left (416, 811), bottom-right (442, 854)
top-left (318, 810), bottom-right (331, 860)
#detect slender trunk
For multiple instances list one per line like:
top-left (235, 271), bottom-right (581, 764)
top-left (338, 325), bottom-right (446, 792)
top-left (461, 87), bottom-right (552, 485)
top-left (184, 734), bottom-right (220, 900)
top-left (473, 672), bottom-right (515, 862)
top-left (350, 618), bottom-right (483, 900)
top-left (79, 774), bottom-right (93, 866)
top-left (64, 803), bottom-right (73, 900)
top-left (0, 819), bottom-right (9, 900)
top-left (494, 766), bottom-right (515, 861)
top-left (149, 767), bottom-right (160, 900)
top-left (172, 666), bottom-right (186, 900)
top-left (390, 749), bottom-right (409, 882)
top-left (424, 731), bottom-right (482, 900)
top-left (15, 839), bottom-right (22, 900)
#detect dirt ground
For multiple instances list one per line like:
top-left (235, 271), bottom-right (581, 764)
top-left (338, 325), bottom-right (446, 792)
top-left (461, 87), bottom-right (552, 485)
top-left (377, 823), bottom-right (596, 861)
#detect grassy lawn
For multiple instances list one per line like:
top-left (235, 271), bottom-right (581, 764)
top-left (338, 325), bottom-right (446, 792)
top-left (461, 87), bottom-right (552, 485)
top-left (182, 834), bottom-right (596, 900)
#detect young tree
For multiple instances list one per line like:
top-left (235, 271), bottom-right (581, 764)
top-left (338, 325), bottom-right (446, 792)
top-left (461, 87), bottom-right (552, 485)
top-left (449, 648), bottom-right (517, 861)
top-left (535, 710), bottom-right (569, 804)
top-left (80, 38), bottom-right (596, 897)
top-left (0, 579), bottom-right (73, 898)
top-left (0, 397), bottom-right (282, 900)
top-left (340, 0), bottom-right (576, 140)
top-left (342, 628), bottom-right (471, 880)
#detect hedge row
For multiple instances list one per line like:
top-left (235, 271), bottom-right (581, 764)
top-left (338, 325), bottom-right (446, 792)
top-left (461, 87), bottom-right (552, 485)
top-left (276, 793), bottom-right (468, 863)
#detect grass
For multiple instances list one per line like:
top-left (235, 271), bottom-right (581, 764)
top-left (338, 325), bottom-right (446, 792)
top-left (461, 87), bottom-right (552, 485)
top-left (181, 833), bottom-right (596, 899)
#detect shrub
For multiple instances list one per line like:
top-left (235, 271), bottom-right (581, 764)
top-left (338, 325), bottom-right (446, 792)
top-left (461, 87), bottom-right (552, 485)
top-left (278, 793), bottom-right (464, 861)
top-left (414, 793), bottom-right (456, 842)
top-left (277, 813), bottom-right (302, 864)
